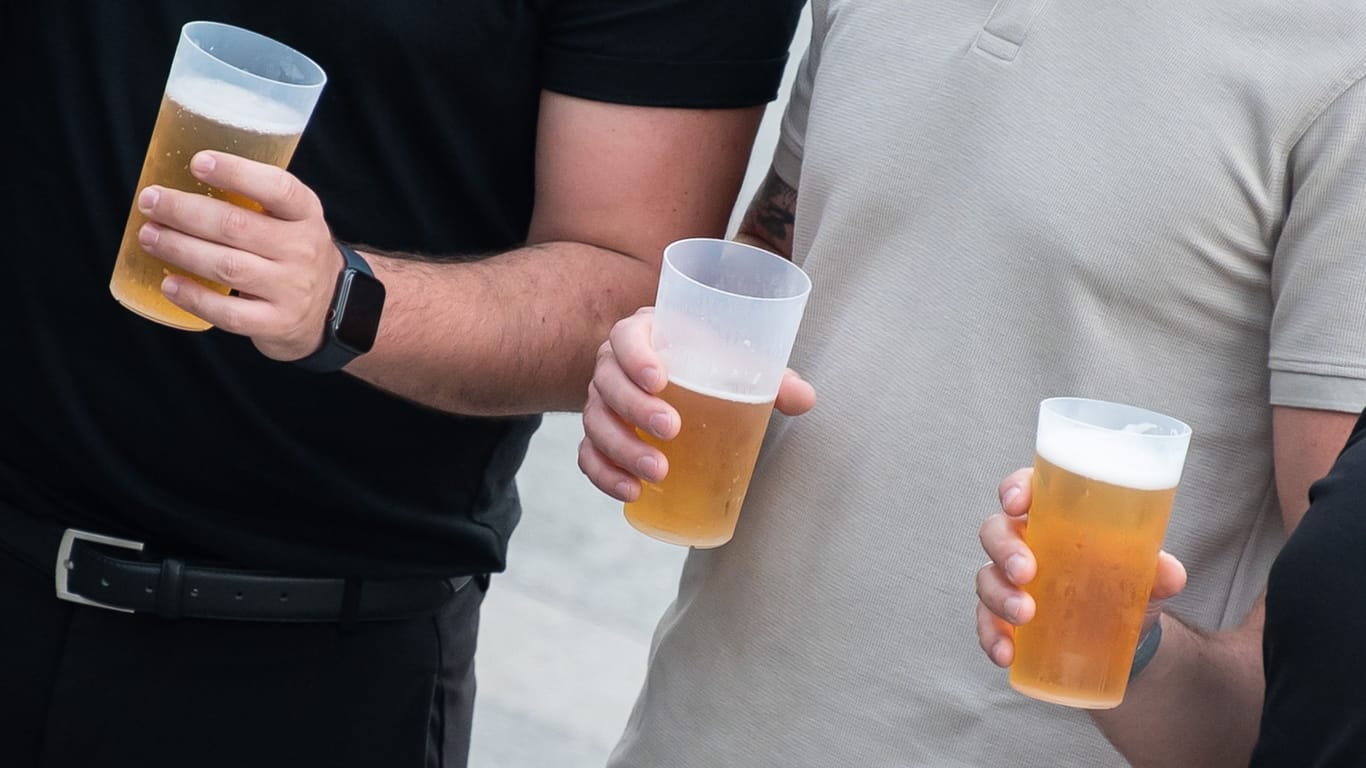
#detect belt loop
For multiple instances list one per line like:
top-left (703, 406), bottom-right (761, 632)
top-left (156, 557), bottom-right (186, 619)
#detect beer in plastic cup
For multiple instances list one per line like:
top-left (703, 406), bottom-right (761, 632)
top-left (110, 21), bottom-right (326, 330)
top-left (624, 238), bottom-right (811, 548)
top-left (1010, 397), bottom-right (1192, 708)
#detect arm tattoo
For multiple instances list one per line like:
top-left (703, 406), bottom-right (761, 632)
top-left (742, 169), bottom-right (798, 246)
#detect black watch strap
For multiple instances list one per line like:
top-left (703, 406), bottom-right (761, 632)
top-left (293, 242), bottom-right (382, 373)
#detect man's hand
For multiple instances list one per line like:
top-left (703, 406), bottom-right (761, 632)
top-left (975, 467), bottom-right (1188, 667)
top-left (136, 150), bottom-right (342, 361)
top-left (578, 307), bottom-right (816, 502)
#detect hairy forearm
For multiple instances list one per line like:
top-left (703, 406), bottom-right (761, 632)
top-left (1092, 601), bottom-right (1266, 767)
top-left (346, 241), bottom-right (657, 416)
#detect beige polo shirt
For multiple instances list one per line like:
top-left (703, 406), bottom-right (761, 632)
top-left (611, 1), bottom-right (1366, 765)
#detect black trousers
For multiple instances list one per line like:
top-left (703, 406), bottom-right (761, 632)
top-left (0, 548), bottom-right (484, 768)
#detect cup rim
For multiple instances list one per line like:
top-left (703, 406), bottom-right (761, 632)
top-left (181, 20), bottom-right (327, 90)
top-left (1040, 396), bottom-right (1192, 439)
top-left (662, 237), bottom-right (812, 302)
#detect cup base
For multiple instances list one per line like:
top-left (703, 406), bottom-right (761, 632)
top-left (623, 514), bottom-right (733, 549)
top-left (111, 286), bottom-right (212, 332)
top-left (1009, 679), bottom-right (1122, 710)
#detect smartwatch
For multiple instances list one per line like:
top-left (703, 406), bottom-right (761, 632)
top-left (293, 242), bottom-right (387, 373)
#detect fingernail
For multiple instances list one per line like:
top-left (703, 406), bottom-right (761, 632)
top-left (641, 367), bottom-right (662, 391)
top-left (637, 456), bottom-right (661, 482)
top-left (1004, 596), bottom-right (1022, 624)
top-left (138, 187), bottom-right (160, 212)
top-left (648, 412), bottom-right (672, 439)
top-left (161, 278), bottom-right (179, 299)
top-left (614, 481), bottom-right (634, 501)
top-left (138, 223), bottom-right (159, 247)
top-left (191, 152), bottom-right (216, 174)
top-left (1002, 486), bottom-right (1021, 507)
top-left (1005, 554), bottom-right (1027, 584)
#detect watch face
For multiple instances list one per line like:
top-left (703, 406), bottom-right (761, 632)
top-left (334, 270), bottom-right (386, 353)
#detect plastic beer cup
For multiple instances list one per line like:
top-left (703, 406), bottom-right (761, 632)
top-left (110, 21), bottom-right (326, 330)
top-left (1010, 397), bottom-right (1192, 708)
top-left (624, 238), bottom-right (811, 548)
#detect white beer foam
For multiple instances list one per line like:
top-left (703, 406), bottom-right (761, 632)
top-left (166, 75), bottom-right (308, 136)
top-left (667, 375), bottom-right (774, 405)
top-left (1037, 423), bottom-right (1183, 491)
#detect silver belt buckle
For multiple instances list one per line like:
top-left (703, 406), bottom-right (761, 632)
top-left (55, 528), bottom-right (145, 612)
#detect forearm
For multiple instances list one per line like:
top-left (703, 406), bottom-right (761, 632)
top-left (347, 241), bottom-right (657, 416)
top-left (1092, 600), bottom-right (1266, 767)
top-left (735, 167), bottom-right (797, 258)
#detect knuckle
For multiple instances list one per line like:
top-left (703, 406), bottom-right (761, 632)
top-left (215, 251), bottom-right (245, 284)
top-left (216, 304), bottom-right (245, 335)
top-left (576, 438), bottom-right (598, 475)
top-left (275, 172), bottom-right (315, 213)
top-left (273, 173), bottom-right (299, 207)
top-left (595, 341), bottom-right (614, 367)
top-left (220, 206), bottom-right (252, 242)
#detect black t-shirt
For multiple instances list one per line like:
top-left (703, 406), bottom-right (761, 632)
top-left (1252, 407), bottom-right (1366, 765)
top-left (4, 0), bottom-right (801, 577)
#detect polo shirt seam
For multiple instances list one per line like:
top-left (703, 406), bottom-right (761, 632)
top-left (1269, 359), bottom-right (1366, 379)
top-left (1272, 61), bottom-right (1366, 212)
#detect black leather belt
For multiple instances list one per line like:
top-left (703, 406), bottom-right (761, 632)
top-left (0, 501), bottom-right (469, 622)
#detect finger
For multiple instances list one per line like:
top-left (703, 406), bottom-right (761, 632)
top-left (139, 185), bottom-right (267, 252)
top-left (774, 369), bottom-right (816, 416)
top-left (976, 560), bottom-right (1036, 626)
top-left (582, 381), bottom-right (668, 483)
top-left (978, 512), bottom-right (1035, 586)
top-left (593, 339), bottom-right (679, 442)
top-left (977, 602), bottom-right (1017, 668)
top-left (997, 467), bottom-right (1034, 518)
top-left (139, 221), bottom-right (281, 297)
top-left (577, 435), bottom-right (644, 503)
top-left (608, 308), bottom-right (667, 394)
top-left (189, 151), bottom-right (319, 222)
top-left (162, 275), bottom-right (276, 336)
top-left (1151, 550), bottom-right (1188, 602)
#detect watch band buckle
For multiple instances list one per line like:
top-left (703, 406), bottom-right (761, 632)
top-left (55, 528), bottom-right (145, 612)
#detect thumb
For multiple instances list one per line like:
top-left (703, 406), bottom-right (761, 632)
top-left (774, 369), bottom-right (816, 416)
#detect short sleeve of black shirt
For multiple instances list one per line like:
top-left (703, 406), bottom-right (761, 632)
top-left (1252, 407), bottom-right (1366, 766)
top-left (541, 0), bottom-right (802, 108)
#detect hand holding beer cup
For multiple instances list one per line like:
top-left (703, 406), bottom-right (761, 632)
top-left (580, 309), bottom-right (816, 499)
top-left (111, 21), bottom-right (326, 333)
top-left (134, 151), bottom-right (346, 362)
top-left (978, 398), bottom-right (1192, 709)
top-left (976, 467), bottom-right (1189, 671)
top-left (579, 238), bottom-right (812, 548)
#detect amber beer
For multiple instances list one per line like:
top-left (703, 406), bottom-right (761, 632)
top-left (627, 237), bottom-right (810, 548)
top-left (624, 378), bottom-right (775, 548)
top-left (111, 76), bottom-right (307, 330)
top-left (1010, 401), bottom-right (1188, 709)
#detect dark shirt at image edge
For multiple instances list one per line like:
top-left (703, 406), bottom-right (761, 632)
top-left (1253, 406), bottom-right (1366, 765)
